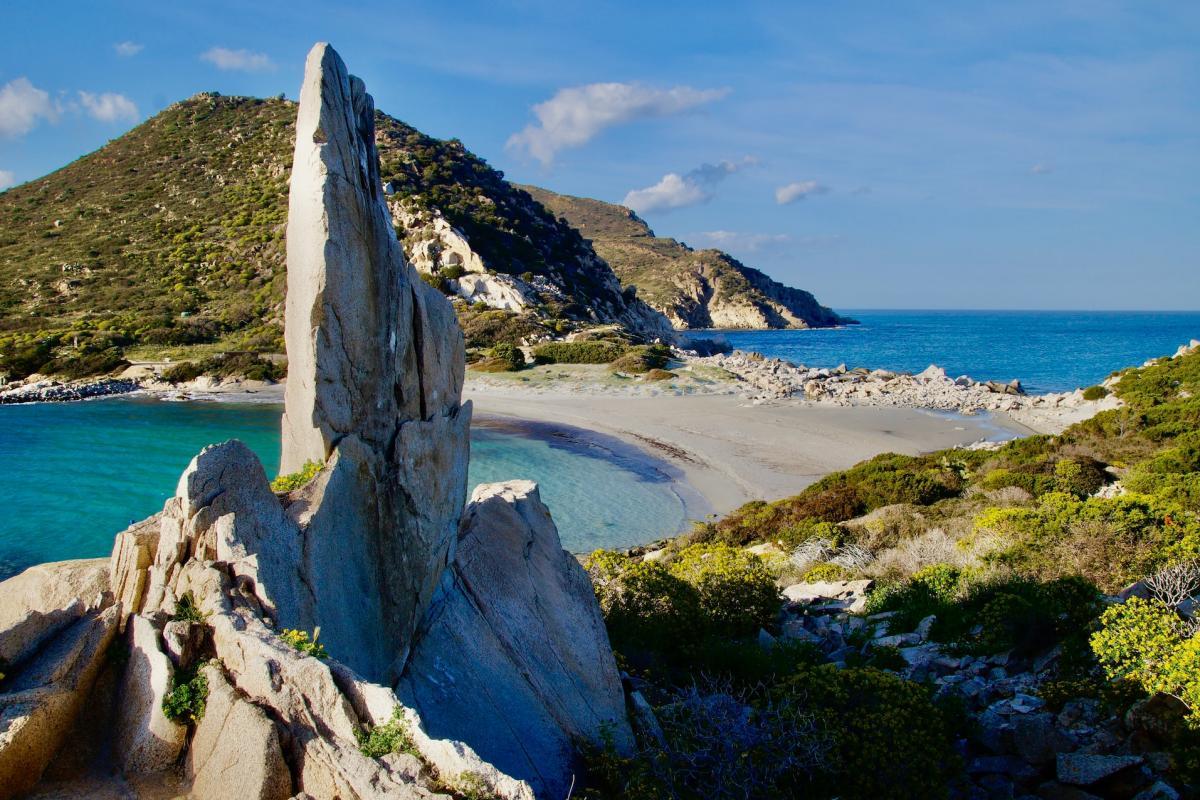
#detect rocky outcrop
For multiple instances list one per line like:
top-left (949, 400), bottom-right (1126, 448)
top-left (695, 349), bottom-right (1123, 416)
top-left (0, 605), bottom-right (119, 798)
top-left (0, 41), bottom-right (630, 800)
top-left (279, 41), bottom-right (472, 679)
top-left (0, 377), bottom-right (139, 405)
top-left (402, 482), bottom-right (633, 798)
top-left (0, 558), bottom-right (109, 666)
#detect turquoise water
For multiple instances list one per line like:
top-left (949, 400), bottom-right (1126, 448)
top-left (0, 398), bottom-right (685, 580)
top-left (712, 310), bottom-right (1200, 394)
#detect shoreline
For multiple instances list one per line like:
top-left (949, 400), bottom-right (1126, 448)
top-left (465, 386), bottom-right (1033, 521)
top-left (0, 367), bottom-right (1078, 521)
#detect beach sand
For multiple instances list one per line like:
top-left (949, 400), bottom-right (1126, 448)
top-left (137, 365), bottom-right (1040, 524)
top-left (467, 386), bottom-right (1033, 521)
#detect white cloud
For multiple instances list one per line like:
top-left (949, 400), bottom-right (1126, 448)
top-left (775, 180), bottom-right (830, 205)
top-left (0, 170), bottom-right (15, 190)
top-left (694, 230), bottom-right (792, 252)
top-left (1030, 162), bottom-right (1054, 174)
top-left (624, 174), bottom-right (709, 213)
top-left (623, 157), bottom-right (755, 213)
top-left (201, 46), bottom-right (275, 72)
top-left (78, 91), bottom-right (138, 122)
top-left (0, 77), bottom-right (58, 137)
top-left (114, 41), bottom-right (143, 57)
top-left (507, 82), bottom-right (728, 164)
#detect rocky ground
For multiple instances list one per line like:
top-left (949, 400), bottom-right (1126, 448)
top-left (0, 376), bottom-right (140, 404)
top-left (747, 577), bottom-right (1183, 800)
top-left (691, 350), bottom-right (1109, 414)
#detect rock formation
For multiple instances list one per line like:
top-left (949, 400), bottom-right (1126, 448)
top-left (0, 42), bottom-right (630, 800)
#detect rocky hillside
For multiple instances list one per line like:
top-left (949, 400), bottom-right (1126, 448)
top-left (521, 185), bottom-right (852, 330)
top-left (0, 94), bottom-right (666, 380)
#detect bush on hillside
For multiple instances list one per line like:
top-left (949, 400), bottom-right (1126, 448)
top-left (1083, 385), bottom-right (1109, 401)
top-left (532, 340), bottom-right (625, 365)
top-left (584, 545), bottom-right (779, 669)
top-left (609, 344), bottom-right (671, 374)
top-left (775, 666), bottom-right (964, 799)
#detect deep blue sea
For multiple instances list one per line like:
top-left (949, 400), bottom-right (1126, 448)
top-left (0, 397), bottom-right (686, 580)
top-left (710, 310), bottom-right (1200, 394)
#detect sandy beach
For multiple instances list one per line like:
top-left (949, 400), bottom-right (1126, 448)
top-left (467, 384), bottom-right (1033, 521)
top-left (13, 362), bottom-right (1051, 527)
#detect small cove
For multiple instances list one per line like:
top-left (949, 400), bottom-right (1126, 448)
top-left (0, 396), bottom-right (689, 580)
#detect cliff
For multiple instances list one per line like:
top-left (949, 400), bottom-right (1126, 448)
top-left (521, 185), bottom-right (853, 330)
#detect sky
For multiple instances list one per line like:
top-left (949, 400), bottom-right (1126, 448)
top-left (1, 1), bottom-right (1197, 310)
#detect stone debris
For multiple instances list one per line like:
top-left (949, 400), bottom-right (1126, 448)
top-left (775, 579), bottom-right (1180, 799)
top-left (694, 350), bottom-right (1118, 414)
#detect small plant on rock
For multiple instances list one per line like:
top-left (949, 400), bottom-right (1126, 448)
top-left (281, 627), bottom-right (329, 659)
top-left (271, 460), bottom-right (323, 492)
top-left (163, 661), bottom-right (209, 723)
top-left (171, 590), bottom-right (206, 623)
top-left (357, 706), bottom-right (420, 758)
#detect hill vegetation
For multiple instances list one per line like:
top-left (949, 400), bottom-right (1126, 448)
top-left (0, 94), bottom-right (655, 380)
top-left (581, 344), bottom-right (1200, 798)
top-left (522, 185), bottom-right (851, 331)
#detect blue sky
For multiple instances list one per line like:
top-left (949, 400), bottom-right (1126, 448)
top-left (1, 1), bottom-right (1197, 310)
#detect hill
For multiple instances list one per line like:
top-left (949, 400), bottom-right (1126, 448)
top-left (0, 93), bottom-right (666, 379)
top-left (520, 185), bottom-right (852, 330)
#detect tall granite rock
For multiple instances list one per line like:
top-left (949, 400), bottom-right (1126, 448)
top-left (276, 43), bottom-right (472, 681)
top-left (0, 43), bottom-right (630, 800)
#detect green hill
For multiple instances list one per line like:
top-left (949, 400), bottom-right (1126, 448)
top-left (0, 93), bottom-right (660, 379)
top-left (521, 185), bottom-right (852, 330)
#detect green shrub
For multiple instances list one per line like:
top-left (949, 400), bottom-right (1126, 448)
top-left (1053, 457), bottom-right (1109, 498)
top-left (271, 460), bottom-right (323, 492)
top-left (532, 340), bottom-right (625, 365)
top-left (775, 666), bottom-right (963, 799)
top-left (281, 628), bottom-right (329, 659)
top-left (484, 342), bottom-right (525, 371)
top-left (439, 264), bottom-right (465, 280)
top-left (801, 562), bottom-right (849, 582)
top-left (357, 706), bottom-right (419, 758)
top-left (643, 368), bottom-right (676, 381)
top-left (610, 344), bottom-right (671, 374)
top-left (584, 545), bottom-right (779, 671)
top-left (669, 544), bottom-right (781, 638)
top-left (171, 591), bottom-right (206, 623)
top-left (162, 360), bottom-right (204, 383)
top-left (1091, 597), bottom-right (1184, 691)
top-left (163, 662), bottom-right (209, 723)
top-left (1083, 385), bottom-right (1109, 401)
top-left (585, 551), bottom-right (701, 657)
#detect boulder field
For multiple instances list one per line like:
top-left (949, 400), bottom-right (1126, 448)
top-left (0, 43), bottom-right (630, 800)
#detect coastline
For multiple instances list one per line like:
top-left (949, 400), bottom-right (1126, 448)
top-left (0, 365), bottom-right (1075, 526)
top-left (465, 386), bottom-right (1032, 520)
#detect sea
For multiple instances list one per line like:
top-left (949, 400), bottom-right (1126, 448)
top-left (1, 309), bottom-right (1197, 580)
top-left (708, 310), bottom-right (1200, 394)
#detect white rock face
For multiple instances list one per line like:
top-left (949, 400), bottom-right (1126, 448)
top-left (0, 558), bottom-right (109, 666)
top-left (114, 615), bottom-right (187, 773)
top-left (277, 42), bottom-right (472, 679)
top-left (187, 664), bottom-right (292, 800)
top-left (0, 605), bottom-right (119, 800)
top-left (392, 203), bottom-right (489, 277)
top-left (451, 271), bottom-right (535, 311)
top-left (401, 481), bottom-right (633, 799)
